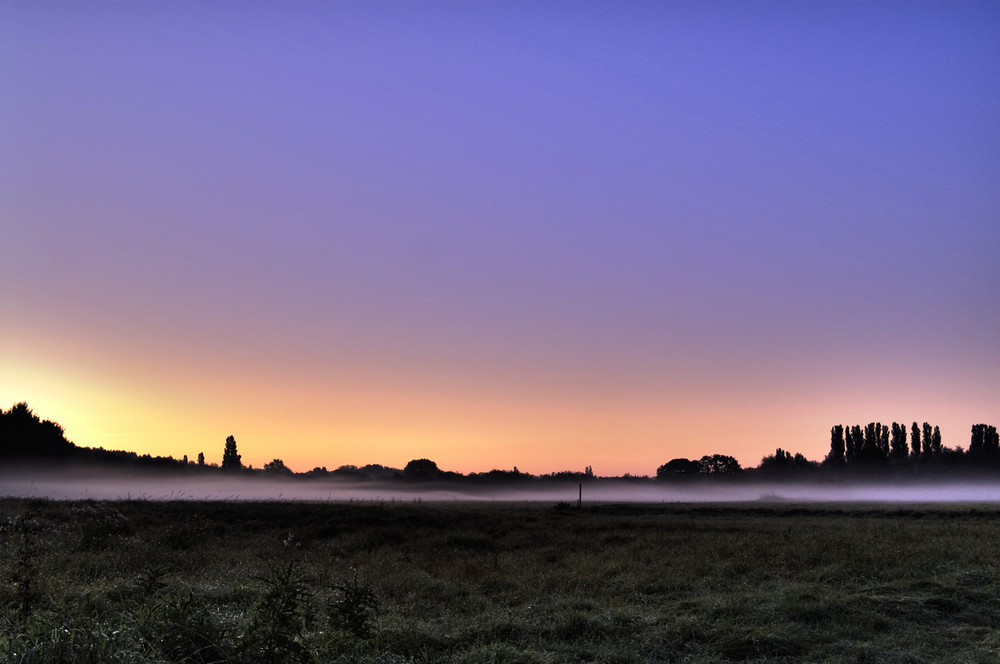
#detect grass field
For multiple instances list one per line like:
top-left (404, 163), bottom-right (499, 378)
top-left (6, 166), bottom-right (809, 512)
top-left (2, 497), bottom-right (1000, 663)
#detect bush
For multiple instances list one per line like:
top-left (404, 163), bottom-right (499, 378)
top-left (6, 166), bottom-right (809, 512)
top-left (241, 562), bottom-right (312, 663)
top-left (329, 574), bottom-right (380, 639)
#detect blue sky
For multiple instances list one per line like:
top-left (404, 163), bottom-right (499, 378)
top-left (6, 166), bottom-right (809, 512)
top-left (2, 1), bottom-right (998, 473)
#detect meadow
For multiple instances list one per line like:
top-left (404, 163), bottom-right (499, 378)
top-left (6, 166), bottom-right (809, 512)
top-left (2, 497), bottom-right (1000, 663)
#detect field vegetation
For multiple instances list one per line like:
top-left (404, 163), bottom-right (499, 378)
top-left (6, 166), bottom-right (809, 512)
top-left (3, 498), bottom-right (1000, 663)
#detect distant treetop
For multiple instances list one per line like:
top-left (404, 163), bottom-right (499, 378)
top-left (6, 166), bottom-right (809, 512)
top-left (403, 458), bottom-right (441, 480)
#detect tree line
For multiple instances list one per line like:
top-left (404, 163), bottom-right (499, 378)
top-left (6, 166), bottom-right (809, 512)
top-left (822, 421), bottom-right (1000, 470)
top-left (655, 422), bottom-right (1000, 480)
top-left (2, 402), bottom-right (998, 481)
top-left (0, 404), bottom-right (594, 481)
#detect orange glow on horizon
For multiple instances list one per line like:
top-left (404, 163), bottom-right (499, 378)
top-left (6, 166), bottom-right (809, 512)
top-left (4, 327), bottom-right (997, 477)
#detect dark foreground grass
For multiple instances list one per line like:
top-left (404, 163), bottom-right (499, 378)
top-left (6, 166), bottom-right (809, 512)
top-left (2, 497), bottom-right (1000, 663)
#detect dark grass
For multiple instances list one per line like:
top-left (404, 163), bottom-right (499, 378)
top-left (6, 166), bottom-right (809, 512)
top-left (3, 497), bottom-right (1000, 662)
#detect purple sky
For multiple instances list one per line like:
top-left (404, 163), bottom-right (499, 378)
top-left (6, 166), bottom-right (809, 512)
top-left (2, 1), bottom-right (998, 474)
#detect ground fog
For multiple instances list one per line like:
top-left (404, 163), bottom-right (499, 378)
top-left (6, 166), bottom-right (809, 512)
top-left (4, 468), bottom-right (1000, 503)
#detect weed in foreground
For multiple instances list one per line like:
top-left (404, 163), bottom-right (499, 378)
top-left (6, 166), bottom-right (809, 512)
top-left (329, 572), bottom-right (381, 639)
top-left (241, 561), bottom-right (312, 664)
top-left (1, 511), bottom-right (41, 624)
top-left (142, 590), bottom-right (233, 664)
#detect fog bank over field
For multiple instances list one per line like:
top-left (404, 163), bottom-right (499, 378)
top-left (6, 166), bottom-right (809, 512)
top-left (4, 468), bottom-right (1000, 503)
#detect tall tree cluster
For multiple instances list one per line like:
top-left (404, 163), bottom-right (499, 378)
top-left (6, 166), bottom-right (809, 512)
top-left (826, 421), bottom-right (943, 466)
top-left (968, 424), bottom-right (1000, 463)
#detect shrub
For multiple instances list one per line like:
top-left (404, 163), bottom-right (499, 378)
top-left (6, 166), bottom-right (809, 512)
top-left (241, 561), bottom-right (312, 663)
top-left (329, 573), bottom-right (380, 639)
top-left (143, 591), bottom-right (233, 663)
top-left (1, 512), bottom-right (41, 622)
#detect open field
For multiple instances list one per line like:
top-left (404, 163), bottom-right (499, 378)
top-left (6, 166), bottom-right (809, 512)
top-left (2, 498), bottom-right (1000, 663)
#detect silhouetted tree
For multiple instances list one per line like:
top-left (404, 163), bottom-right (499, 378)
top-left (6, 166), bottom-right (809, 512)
top-left (890, 422), bottom-right (908, 460)
top-left (763, 448), bottom-right (793, 466)
top-left (931, 426), bottom-right (942, 456)
top-left (0, 402), bottom-right (76, 458)
top-left (792, 452), bottom-right (816, 468)
top-left (825, 425), bottom-right (846, 466)
top-left (403, 458), bottom-right (441, 480)
top-left (861, 423), bottom-right (877, 460)
top-left (852, 423), bottom-right (888, 464)
top-left (983, 424), bottom-right (998, 456)
top-left (760, 448), bottom-right (817, 476)
top-left (263, 458), bottom-right (291, 474)
top-left (922, 422), bottom-right (933, 457)
top-left (304, 466), bottom-right (330, 478)
top-left (983, 424), bottom-right (998, 457)
top-left (911, 422), bottom-right (921, 458)
top-left (359, 464), bottom-right (400, 479)
top-left (970, 424), bottom-right (985, 457)
top-left (847, 425), bottom-right (862, 463)
top-left (197, 452), bottom-right (205, 466)
top-left (470, 467), bottom-right (532, 483)
top-left (698, 454), bottom-right (742, 476)
top-left (221, 435), bottom-right (241, 470)
top-left (867, 423), bottom-right (890, 459)
top-left (656, 458), bottom-right (700, 479)
top-left (969, 424), bottom-right (1000, 464)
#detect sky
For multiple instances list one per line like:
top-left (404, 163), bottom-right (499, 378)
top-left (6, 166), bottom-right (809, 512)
top-left (2, 1), bottom-right (998, 476)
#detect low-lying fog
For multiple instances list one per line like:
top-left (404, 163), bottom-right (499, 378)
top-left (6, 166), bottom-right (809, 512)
top-left (4, 468), bottom-right (1000, 503)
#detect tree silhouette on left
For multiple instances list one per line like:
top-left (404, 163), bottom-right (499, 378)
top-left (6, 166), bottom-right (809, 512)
top-left (0, 402), bottom-right (75, 458)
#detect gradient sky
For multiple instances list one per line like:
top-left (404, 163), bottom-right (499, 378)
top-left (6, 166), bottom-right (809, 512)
top-left (2, 1), bottom-right (998, 475)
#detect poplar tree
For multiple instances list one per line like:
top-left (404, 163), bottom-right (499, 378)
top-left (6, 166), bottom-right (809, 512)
top-left (859, 423), bottom-right (889, 462)
top-left (970, 424), bottom-right (999, 462)
top-left (222, 435), bottom-right (242, 470)
top-left (827, 425), bottom-right (846, 465)
top-left (862, 423), bottom-right (878, 459)
top-left (890, 422), bottom-right (908, 460)
top-left (982, 425), bottom-right (999, 461)
top-left (922, 423), bottom-right (933, 456)
top-left (847, 425), bottom-right (862, 463)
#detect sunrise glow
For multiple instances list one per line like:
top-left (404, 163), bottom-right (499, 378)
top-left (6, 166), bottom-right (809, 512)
top-left (2, 2), bottom-right (998, 475)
